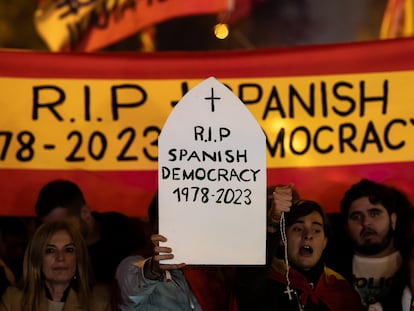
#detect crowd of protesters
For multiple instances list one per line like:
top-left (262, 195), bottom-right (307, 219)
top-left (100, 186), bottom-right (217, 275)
top-left (0, 178), bottom-right (413, 311)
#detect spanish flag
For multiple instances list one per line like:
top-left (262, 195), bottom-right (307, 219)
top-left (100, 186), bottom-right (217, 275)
top-left (34, 0), bottom-right (234, 52)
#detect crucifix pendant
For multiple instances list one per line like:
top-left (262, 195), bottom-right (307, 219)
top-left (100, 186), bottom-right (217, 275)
top-left (284, 285), bottom-right (294, 300)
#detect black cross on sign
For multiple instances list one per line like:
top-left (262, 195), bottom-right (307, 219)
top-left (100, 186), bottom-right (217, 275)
top-left (204, 87), bottom-right (221, 112)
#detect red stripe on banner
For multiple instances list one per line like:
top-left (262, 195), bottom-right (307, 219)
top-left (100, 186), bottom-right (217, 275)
top-left (267, 161), bottom-right (414, 214)
top-left (1, 38), bottom-right (414, 79)
top-left (2, 161), bottom-right (413, 217)
top-left (1, 169), bottom-right (156, 217)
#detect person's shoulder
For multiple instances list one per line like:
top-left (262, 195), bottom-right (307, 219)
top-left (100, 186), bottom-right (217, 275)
top-left (117, 254), bottom-right (146, 273)
top-left (91, 282), bottom-right (111, 297)
top-left (324, 266), bottom-right (356, 282)
top-left (89, 283), bottom-right (112, 310)
top-left (324, 265), bottom-right (358, 291)
top-left (2, 286), bottom-right (22, 297)
top-left (115, 255), bottom-right (148, 289)
top-left (0, 286), bottom-right (23, 308)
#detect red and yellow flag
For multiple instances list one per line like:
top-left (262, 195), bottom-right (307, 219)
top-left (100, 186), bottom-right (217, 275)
top-left (381, 0), bottom-right (414, 38)
top-left (34, 0), bottom-right (234, 52)
top-left (1, 38), bottom-right (414, 216)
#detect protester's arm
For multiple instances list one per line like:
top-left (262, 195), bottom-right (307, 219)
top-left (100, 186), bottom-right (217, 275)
top-left (115, 255), bottom-right (156, 307)
top-left (115, 234), bottom-right (187, 307)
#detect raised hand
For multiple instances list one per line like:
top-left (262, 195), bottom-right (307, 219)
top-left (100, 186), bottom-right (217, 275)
top-left (268, 183), bottom-right (295, 227)
top-left (144, 234), bottom-right (186, 280)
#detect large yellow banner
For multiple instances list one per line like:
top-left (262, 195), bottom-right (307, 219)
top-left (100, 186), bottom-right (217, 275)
top-left (0, 72), bottom-right (412, 170)
top-left (1, 38), bottom-right (414, 216)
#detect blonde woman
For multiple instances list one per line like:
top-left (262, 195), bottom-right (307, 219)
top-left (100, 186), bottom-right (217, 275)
top-left (0, 221), bottom-right (111, 311)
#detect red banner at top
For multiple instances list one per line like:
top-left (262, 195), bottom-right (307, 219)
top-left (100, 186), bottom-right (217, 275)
top-left (35, 0), bottom-right (231, 52)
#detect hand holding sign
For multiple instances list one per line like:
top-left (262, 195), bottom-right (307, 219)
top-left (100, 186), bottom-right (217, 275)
top-left (144, 234), bottom-right (186, 280)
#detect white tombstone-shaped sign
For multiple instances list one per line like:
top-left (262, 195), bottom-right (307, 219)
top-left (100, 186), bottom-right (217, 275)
top-left (158, 77), bottom-right (266, 264)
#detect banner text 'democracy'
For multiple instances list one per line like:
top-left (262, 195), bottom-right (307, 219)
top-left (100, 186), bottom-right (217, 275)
top-left (0, 71), bottom-right (412, 170)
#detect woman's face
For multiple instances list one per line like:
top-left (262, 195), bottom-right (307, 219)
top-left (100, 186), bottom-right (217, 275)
top-left (287, 211), bottom-right (327, 271)
top-left (42, 230), bottom-right (76, 287)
